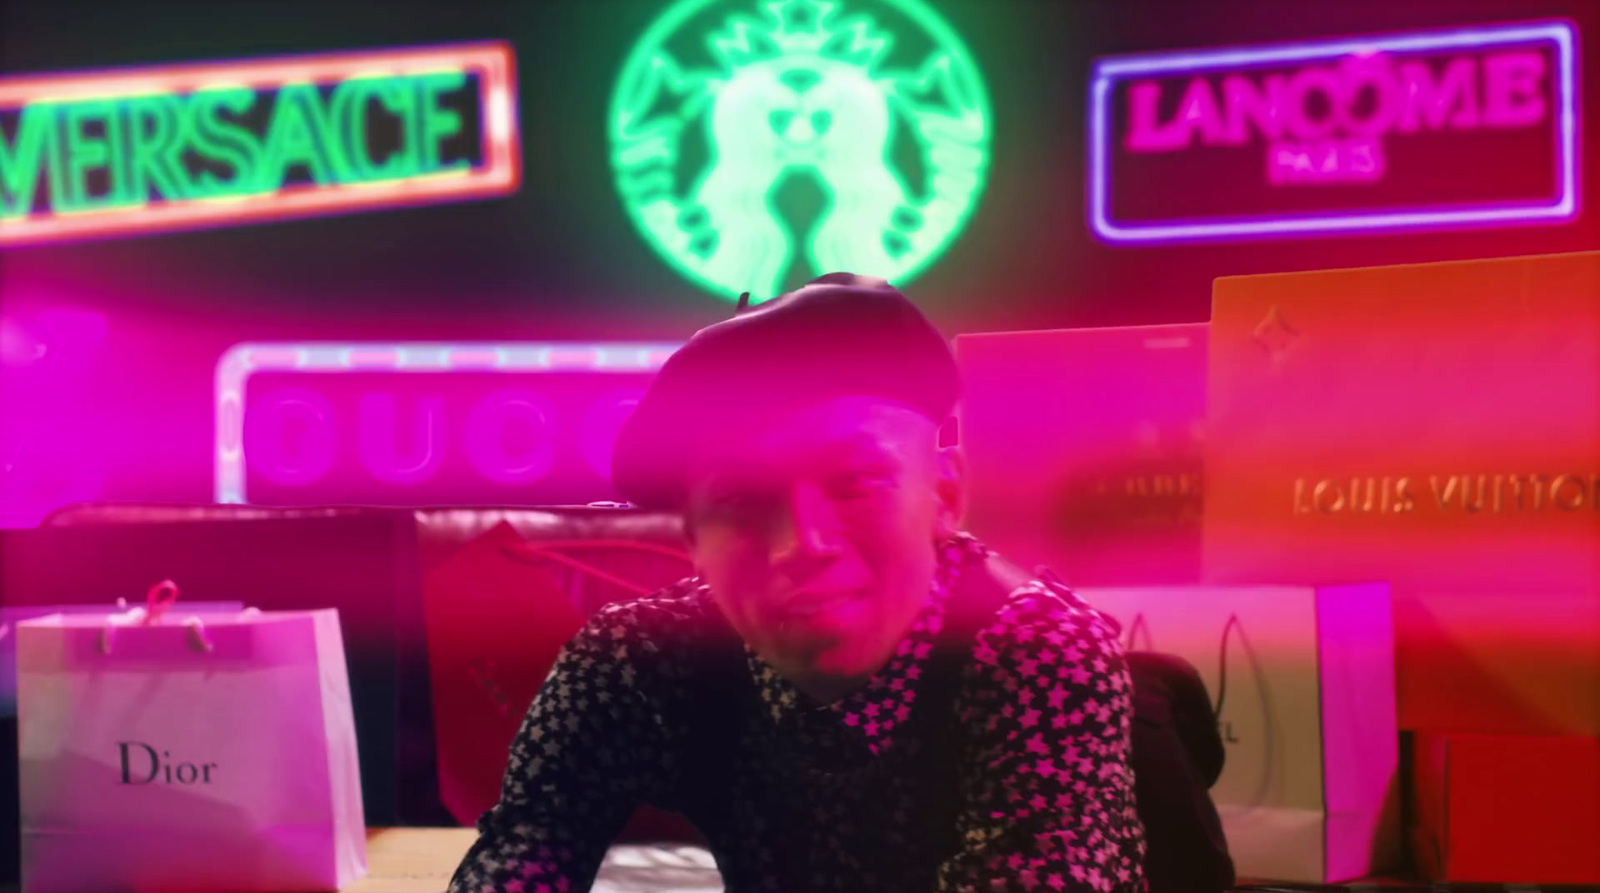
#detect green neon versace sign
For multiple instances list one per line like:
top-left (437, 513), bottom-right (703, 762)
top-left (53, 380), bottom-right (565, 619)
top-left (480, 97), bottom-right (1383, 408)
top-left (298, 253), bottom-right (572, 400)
top-left (609, 0), bottom-right (992, 302)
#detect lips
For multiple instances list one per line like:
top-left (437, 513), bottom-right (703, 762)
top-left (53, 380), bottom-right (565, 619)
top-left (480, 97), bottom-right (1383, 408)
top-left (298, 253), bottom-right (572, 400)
top-left (776, 591), bottom-right (863, 620)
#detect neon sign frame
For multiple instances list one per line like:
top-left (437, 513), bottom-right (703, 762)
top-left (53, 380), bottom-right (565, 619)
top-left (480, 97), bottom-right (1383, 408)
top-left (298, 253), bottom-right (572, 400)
top-left (607, 0), bottom-right (992, 303)
top-left (214, 342), bottom-right (678, 505)
top-left (1087, 21), bottom-right (1579, 244)
top-left (0, 42), bottom-right (520, 247)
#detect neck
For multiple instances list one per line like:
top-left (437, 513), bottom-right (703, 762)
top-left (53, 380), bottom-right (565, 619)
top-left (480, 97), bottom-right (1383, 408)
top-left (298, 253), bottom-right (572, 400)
top-left (788, 669), bottom-right (873, 706)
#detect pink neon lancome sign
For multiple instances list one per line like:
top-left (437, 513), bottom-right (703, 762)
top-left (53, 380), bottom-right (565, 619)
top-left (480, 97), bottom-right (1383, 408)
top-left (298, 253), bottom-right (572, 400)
top-left (1089, 21), bottom-right (1579, 243)
top-left (1125, 49), bottom-right (1550, 182)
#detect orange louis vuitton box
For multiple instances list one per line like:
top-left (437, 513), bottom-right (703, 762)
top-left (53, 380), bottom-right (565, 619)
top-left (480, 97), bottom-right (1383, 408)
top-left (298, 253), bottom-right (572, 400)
top-left (1202, 251), bottom-right (1600, 736)
top-left (956, 324), bottom-right (1207, 586)
top-left (1410, 733), bottom-right (1600, 884)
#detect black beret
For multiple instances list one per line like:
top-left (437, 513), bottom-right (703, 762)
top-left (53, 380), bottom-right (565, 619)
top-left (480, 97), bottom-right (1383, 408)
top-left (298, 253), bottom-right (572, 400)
top-left (612, 273), bottom-right (959, 509)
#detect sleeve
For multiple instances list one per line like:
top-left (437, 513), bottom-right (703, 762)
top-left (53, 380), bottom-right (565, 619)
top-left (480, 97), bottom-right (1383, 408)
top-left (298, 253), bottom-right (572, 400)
top-left (935, 586), bottom-right (1148, 893)
top-left (448, 603), bottom-right (675, 893)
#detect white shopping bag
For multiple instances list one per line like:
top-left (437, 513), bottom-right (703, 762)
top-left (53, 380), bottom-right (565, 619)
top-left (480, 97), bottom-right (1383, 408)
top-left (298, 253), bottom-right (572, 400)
top-left (15, 583), bottom-right (367, 893)
top-left (1083, 583), bottom-right (1400, 883)
top-left (0, 601), bottom-right (242, 719)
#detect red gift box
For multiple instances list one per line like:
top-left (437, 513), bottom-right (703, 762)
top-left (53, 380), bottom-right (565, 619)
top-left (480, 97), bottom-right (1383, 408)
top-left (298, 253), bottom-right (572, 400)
top-left (1411, 733), bottom-right (1600, 884)
top-left (422, 521), bottom-right (586, 827)
top-left (421, 518), bottom-right (702, 842)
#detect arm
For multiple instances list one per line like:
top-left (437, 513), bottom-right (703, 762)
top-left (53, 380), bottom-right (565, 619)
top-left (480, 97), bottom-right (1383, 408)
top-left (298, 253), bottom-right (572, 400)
top-left (448, 603), bottom-right (672, 893)
top-left (936, 586), bottom-right (1147, 893)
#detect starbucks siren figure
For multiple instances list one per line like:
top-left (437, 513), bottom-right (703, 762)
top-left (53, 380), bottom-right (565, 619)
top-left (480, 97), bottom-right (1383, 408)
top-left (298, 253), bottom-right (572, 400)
top-left (609, 0), bottom-right (991, 301)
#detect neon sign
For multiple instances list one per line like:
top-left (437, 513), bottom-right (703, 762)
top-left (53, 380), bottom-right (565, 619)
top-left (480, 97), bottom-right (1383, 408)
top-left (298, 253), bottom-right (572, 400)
top-left (609, 0), bottom-right (991, 303)
top-left (0, 43), bottom-right (520, 247)
top-left (215, 342), bottom-right (677, 507)
top-left (1089, 21), bottom-right (1578, 243)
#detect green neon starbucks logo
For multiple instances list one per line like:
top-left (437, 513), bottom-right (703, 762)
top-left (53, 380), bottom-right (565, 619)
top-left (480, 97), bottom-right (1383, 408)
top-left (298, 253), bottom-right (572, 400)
top-left (609, 0), bottom-right (991, 302)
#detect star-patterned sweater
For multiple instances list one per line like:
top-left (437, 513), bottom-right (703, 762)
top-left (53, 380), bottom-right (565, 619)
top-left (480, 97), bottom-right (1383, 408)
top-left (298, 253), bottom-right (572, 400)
top-left (449, 536), bottom-right (1147, 893)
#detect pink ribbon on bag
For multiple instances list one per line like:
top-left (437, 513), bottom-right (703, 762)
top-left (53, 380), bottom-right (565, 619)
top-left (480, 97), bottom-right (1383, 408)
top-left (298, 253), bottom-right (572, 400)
top-left (98, 579), bottom-right (215, 655)
top-left (143, 579), bottom-right (181, 625)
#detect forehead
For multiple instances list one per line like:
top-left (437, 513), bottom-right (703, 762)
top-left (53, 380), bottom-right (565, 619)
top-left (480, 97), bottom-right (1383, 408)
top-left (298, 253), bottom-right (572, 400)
top-left (692, 396), bottom-right (932, 480)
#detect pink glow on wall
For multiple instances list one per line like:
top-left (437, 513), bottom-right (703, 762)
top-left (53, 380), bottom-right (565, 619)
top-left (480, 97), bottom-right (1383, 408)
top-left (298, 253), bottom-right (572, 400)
top-left (0, 308), bottom-right (109, 527)
top-left (215, 342), bottom-right (678, 506)
top-left (1089, 21), bottom-right (1579, 243)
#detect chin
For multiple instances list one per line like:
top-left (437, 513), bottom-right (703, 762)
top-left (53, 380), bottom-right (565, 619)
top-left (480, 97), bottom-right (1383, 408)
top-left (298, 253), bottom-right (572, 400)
top-left (767, 638), bottom-right (847, 677)
top-left (808, 640), bottom-right (882, 680)
top-left (759, 607), bottom-right (890, 678)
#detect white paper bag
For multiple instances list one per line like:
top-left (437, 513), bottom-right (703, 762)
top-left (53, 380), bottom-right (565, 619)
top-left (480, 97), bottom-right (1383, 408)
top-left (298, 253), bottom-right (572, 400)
top-left (1082, 584), bottom-right (1400, 883)
top-left (0, 603), bottom-right (242, 719)
top-left (16, 602), bottom-right (367, 892)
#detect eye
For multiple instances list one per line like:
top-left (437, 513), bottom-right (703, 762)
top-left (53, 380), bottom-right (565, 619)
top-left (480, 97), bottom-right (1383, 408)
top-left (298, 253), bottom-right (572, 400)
top-left (713, 492), bottom-right (761, 511)
top-left (701, 486), bottom-right (779, 521)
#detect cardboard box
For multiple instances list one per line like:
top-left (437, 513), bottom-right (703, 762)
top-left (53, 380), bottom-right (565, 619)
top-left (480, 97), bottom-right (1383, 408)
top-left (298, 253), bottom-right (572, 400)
top-left (956, 323), bottom-right (1207, 586)
top-left (1202, 251), bottom-right (1600, 735)
top-left (1411, 734), bottom-right (1600, 884)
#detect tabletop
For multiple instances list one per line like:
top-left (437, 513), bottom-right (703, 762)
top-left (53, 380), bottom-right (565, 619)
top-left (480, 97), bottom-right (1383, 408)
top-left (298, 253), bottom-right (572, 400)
top-left (350, 828), bottom-right (723, 893)
top-left (0, 828), bottom-right (1533, 892)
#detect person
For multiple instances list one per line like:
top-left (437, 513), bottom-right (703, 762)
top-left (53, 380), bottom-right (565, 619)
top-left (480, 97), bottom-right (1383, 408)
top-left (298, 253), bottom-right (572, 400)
top-left (448, 274), bottom-right (1148, 893)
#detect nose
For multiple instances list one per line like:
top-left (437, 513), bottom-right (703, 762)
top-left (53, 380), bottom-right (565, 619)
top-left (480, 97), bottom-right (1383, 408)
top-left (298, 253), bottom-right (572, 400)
top-left (770, 481), bottom-right (842, 573)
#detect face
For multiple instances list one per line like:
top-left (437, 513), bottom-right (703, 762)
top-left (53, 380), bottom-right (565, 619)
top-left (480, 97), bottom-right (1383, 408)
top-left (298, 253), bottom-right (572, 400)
top-left (685, 396), bottom-right (965, 698)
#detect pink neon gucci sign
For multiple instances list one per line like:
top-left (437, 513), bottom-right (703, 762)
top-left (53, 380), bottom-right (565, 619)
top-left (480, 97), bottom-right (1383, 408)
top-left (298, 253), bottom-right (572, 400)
top-left (214, 342), bottom-right (678, 507)
top-left (1089, 21), bottom-right (1578, 243)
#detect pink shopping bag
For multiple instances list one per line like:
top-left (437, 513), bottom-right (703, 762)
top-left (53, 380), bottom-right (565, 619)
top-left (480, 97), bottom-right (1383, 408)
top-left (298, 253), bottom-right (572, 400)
top-left (15, 584), bottom-right (367, 892)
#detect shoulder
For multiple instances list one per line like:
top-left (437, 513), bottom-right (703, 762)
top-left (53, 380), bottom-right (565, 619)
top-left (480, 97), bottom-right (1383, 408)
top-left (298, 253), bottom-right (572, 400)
top-left (942, 536), bottom-right (1121, 652)
top-left (566, 577), bottom-right (729, 665)
top-left (956, 571), bottom-right (1136, 751)
top-left (970, 573), bottom-right (1128, 679)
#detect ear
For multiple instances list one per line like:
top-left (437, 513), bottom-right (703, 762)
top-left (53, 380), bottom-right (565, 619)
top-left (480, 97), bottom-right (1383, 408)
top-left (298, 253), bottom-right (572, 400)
top-left (682, 515), bottom-right (712, 580)
top-left (932, 444), bottom-right (967, 540)
top-left (680, 508), bottom-right (700, 551)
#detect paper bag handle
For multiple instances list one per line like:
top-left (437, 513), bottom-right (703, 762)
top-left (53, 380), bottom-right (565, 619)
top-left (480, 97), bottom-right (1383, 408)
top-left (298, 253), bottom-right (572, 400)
top-left (145, 579), bottom-right (180, 622)
top-left (98, 580), bottom-right (218, 655)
